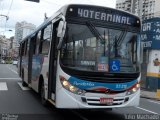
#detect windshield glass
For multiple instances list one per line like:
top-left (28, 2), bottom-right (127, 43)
top-left (60, 23), bottom-right (140, 73)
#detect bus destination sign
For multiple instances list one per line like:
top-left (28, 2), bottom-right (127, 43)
top-left (66, 5), bottom-right (140, 27)
top-left (78, 8), bottom-right (131, 25)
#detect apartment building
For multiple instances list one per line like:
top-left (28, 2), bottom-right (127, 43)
top-left (15, 21), bottom-right (36, 43)
top-left (116, 0), bottom-right (136, 13)
top-left (116, 0), bottom-right (160, 20)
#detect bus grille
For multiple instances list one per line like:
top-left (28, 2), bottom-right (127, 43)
top-left (81, 97), bottom-right (129, 106)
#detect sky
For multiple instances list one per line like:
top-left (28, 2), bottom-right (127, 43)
top-left (0, 0), bottom-right (116, 38)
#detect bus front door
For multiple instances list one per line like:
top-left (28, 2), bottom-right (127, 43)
top-left (48, 22), bottom-right (59, 100)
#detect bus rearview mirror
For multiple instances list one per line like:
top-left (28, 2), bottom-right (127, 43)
top-left (57, 20), bottom-right (66, 49)
top-left (57, 21), bottom-right (66, 38)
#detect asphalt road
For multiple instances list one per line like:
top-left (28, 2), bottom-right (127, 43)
top-left (0, 64), bottom-right (160, 120)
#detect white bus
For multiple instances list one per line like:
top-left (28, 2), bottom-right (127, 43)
top-left (18, 4), bottom-right (141, 109)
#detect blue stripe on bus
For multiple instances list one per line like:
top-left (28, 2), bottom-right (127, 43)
top-left (68, 76), bottom-right (137, 91)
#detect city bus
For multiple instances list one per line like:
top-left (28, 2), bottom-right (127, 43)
top-left (18, 4), bottom-right (141, 109)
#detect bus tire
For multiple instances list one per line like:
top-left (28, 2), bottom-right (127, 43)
top-left (40, 81), bottom-right (48, 106)
top-left (22, 70), bottom-right (27, 87)
top-left (106, 108), bottom-right (112, 111)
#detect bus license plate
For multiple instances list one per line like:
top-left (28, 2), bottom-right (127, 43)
top-left (100, 98), bottom-right (113, 104)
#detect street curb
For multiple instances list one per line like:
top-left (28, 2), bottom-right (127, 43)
top-left (140, 95), bottom-right (160, 101)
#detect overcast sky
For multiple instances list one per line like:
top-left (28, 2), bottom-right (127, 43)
top-left (0, 0), bottom-right (116, 38)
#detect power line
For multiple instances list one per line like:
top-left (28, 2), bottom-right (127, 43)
top-left (6, 0), bottom-right (13, 17)
top-left (6, 0), bottom-right (13, 30)
top-left (0, 0), bottom-right (4, 15)
top-left (0, 0), bottom-right (5, 32)
top-left (43, 0), bottom-right (61, 6)
top-left (1, 0), bottom-right (13, 35)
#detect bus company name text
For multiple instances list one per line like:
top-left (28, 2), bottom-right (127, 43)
top-left (73, 81), bottom-right (95, 87)
top-left (80, 61), bottom-right (95, 66)
top-left (78, 8), bottom-right (131, 25)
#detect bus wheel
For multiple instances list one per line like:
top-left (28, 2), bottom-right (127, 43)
top-left (22, 70), bottom-right (27, 87)
top-left (106, 108), bottom-right (112, 111)
top-left (40, 81), bottom-right (48, 106)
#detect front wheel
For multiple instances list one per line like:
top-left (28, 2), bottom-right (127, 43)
top-left (22, 70), bottom-right (27, 87)
top-left (40, 81), bottom-right (48, 106)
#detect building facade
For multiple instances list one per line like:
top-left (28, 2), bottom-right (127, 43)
top-left (116, 0), bottom-right (160, 20)
top-left (141, 18), bottom-right (160, 91)
top-left (15, 21), bottom-right (36, 43)
top-left (0, 35), bottom-right (10, 60)
top-left (116, 0), bottom-right (136, 14)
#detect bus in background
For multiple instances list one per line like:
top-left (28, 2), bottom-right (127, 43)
top-left (18, 4), bottom-right (141, 109)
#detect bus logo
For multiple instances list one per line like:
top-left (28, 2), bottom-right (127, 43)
top-left (105, 89), bottom-right (110, 94)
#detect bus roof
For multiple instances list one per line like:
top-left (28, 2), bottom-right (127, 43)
top-left (20, 4), bottom-right (140, 43)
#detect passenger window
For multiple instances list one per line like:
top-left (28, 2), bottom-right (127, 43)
top-left (35, 31), bottom-right (41, 54)
top-left (33, 38), bottom-right (36, 55)
top-left (21, 43), bottom-right (25, 56)
top-left (24, 40), bottom-right (28, 56)
top-left (41, 40), bottom-right (50, 54)
top-left (40, 24), bottom-right (52, 55)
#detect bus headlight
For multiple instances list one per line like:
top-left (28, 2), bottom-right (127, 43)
top-left (60, 76), bottom-right (85, 95)
top-left (126, 83), bottom-right (140, 95)
top-left (62, 80), bottom-right (69, 87)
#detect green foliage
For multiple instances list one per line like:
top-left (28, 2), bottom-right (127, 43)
top-left (5, 60), bottom-right (13, 64)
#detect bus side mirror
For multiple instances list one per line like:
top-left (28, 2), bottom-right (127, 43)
top-left (57, 21), bottom-right (66, 38)
top-left (57, 21), bottom-right (66, 49)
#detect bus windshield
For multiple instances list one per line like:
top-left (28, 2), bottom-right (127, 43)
top-left (60, 23), bottom-right (140, 73)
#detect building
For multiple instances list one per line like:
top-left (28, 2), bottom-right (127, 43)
top-left (116, 0), bottom-right (136, 13)
top-left (141, 17), bottom-right (160, 91)
top-left (116, 0), bottom-right (160, 20)
top-left (8, 36), bottom-right (19, 59)
top-left (0, 35), bottom-right (9, 60)
top-left (15, 21), bottom-right (36, 43)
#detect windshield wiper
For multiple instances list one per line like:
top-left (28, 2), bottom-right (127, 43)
top-left (86, 21), bottom-right (105, 44)
top-left (117, 27), bottom-right (127, 46)
top-left (113, 27), bottom-right (127, 58)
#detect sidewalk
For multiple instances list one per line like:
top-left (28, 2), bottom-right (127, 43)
top-left (140, 88), bottom-right (160, 101)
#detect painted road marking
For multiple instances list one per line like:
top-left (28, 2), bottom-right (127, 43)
top-left (71, 110), bottom-right (88, 120)
top-left (148, 100), bottom-right (160, 105)
top-left (7, 65), bottom-right (18, 74)
top-left (17, 82), bottom-right (30, 90)
top-left (0, 78), bottom-right (21, 80)
top-left (136, 107), bottom-right (159, 115)
top-left (0, 78), bottom-right (22, 80)
top-left (0, 82), bottom-right (8, 91)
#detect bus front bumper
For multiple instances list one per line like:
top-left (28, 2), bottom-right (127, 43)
top-left (55, 88), bottom-right (140, 109)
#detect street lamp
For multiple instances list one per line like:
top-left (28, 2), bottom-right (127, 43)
top-left (0, 29), bottom-right (13, 35)
top-left (0, 14), bottom-right (9, 21)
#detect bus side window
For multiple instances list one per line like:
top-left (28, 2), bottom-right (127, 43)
top-left (33, 37), bottom-right (36, 55)
top-left (26, 39), bottom-right (30, 56)
top-left (21, 42), bottom-right (25, 56)
top-left (35, 31), bottom-right (42, 55)
top-left (40, 24), bottom-right (52, 55)
top-left (24, 40), bottom-right (28, 56)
